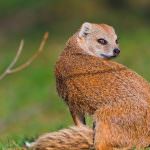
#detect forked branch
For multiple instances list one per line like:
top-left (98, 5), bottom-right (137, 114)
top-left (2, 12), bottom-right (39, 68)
top-left (0, 32), bottom-right (49, 80)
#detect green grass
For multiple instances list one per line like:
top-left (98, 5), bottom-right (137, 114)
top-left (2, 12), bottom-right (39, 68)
top-left (0, 40), bottom-right (73, 149)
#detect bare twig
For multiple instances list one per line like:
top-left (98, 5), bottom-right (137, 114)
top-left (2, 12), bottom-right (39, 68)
top-left (0, 32), bottom-right (49, 80)
top-left (0, 40), bottom-right (24, 80)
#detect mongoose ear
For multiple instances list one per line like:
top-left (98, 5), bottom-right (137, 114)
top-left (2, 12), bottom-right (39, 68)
top-left (79, 22), bottom-right (92, 38)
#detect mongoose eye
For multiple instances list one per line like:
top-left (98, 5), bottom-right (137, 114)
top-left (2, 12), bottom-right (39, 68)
top-left (116, 38), bottom-right (119, 44)
top-left (97, 38), bottom-right (107, 45)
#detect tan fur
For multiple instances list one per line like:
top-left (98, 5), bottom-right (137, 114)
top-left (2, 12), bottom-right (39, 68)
top-left (55, 22), bottom-right (150, 150)
top-left (27, 126), bottom-right (94, 150)
top-left (26, 126), bottom-right (129, 150)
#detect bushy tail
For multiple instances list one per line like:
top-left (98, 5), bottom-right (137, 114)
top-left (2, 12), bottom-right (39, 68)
top-left (26, 126), bottom-right (94, 150)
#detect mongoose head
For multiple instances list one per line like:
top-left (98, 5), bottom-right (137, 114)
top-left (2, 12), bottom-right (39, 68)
top-left (77, 22), bottom-right (120, 59)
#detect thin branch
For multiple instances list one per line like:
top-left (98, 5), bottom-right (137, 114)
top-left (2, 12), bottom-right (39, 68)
top-left (0, 32), bottom-right (49, 80)
top-left (0, 40), bottom-right (24, 80)
top-left (9, 32), bottom-right (49, 73)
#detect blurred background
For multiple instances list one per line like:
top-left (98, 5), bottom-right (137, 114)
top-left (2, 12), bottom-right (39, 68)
top-left (0, 0), bottom-right (149, 148)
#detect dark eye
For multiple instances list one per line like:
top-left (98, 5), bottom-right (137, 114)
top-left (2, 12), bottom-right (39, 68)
top-left (116, 38), bottom-right (119, 44)
top-left (97, 38), bottom-right (107, 45)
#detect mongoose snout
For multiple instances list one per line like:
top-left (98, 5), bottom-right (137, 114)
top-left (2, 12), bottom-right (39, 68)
top-left (113, 48), bottom-right (120, 56)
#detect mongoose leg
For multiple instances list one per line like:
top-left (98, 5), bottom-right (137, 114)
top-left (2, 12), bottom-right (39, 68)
top-left (95, 142), bottom-right (113, 150)
top-left (94, 121), bottom-right (113, 150)
top-left (69, 109), bottom-right (86, 126)
top-left (93, 121), bottom-right (96, 129)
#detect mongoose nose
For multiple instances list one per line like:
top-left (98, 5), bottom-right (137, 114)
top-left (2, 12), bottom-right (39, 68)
top-left (113, 48), bottom-right (120, 55)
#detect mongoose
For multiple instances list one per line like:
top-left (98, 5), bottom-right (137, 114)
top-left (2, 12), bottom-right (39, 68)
top-left (26, 126), bottom-right (94, 150)
top-left (55, 22), bottom-right (150, 150)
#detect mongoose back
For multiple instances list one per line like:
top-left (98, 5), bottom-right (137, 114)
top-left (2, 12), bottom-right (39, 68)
top-left (55, 22), bottom-right (150, 149)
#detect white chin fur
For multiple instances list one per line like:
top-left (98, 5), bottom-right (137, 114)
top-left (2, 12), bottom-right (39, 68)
top-left (100, 53), bottom-right (114, 58)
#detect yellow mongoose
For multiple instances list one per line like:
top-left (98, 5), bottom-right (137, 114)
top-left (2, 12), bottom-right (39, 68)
top-left (55, 22), bottom-right (150, 150)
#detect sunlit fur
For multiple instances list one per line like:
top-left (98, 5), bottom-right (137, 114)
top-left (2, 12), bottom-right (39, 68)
top-left (55, 22), bottom-right (150, 150)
